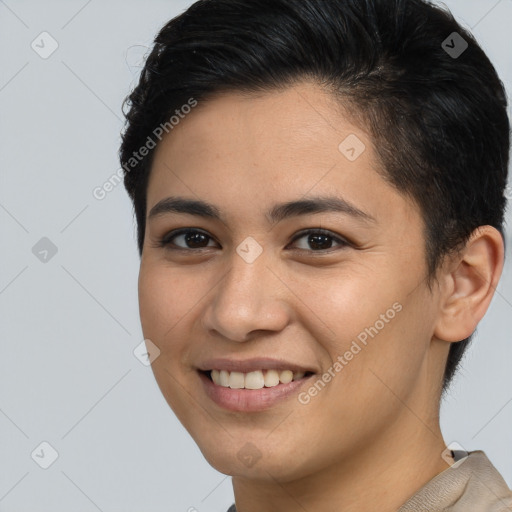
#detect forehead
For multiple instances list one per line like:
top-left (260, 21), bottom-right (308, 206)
top-left (152, 83), bottom-right (364, 172)
top-left (146, 82), bottom-right (419, 231)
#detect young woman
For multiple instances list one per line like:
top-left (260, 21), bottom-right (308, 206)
top-left (119, 0), bottom-right (512, 510)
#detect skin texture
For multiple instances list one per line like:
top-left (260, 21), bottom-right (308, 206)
top-left (138, 81), bottom-right (504, 512)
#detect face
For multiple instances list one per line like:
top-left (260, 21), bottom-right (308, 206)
top-left (138, 82), bottom-right (449, 482)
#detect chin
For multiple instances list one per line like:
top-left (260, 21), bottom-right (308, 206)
top-left (197, 439), bottom-right (313, 483)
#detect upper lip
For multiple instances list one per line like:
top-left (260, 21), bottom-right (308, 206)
top-left (197, 357), bottom-right (317, 374)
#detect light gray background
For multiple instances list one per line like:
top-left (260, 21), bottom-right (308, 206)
top-left (0, 1), bottom-right (511, 510)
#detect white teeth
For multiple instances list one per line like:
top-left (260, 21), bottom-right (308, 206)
top-left (208, 369), bottom-right (308, 389)
top-left (279, 370), bottom-right (293, 384)
top-left (219, 370), bottom-right (229, 387)
top-left (244, 371), bottom-right (265, 389)
top-left (228, 371), bottom-right (245, 389)
top-left (264, 369), bottom-right (280, 387)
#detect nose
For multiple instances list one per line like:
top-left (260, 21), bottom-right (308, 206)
top-left (201, 248), bottom-right (291, 343)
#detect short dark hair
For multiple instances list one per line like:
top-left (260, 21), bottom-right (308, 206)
top-left (119, 0), bottom-right (510, 396)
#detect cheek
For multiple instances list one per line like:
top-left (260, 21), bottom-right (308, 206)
top-left (306, 268), bottom-right (397, 351)
top-left (327, 289), bottom-right (435, 414)
top-left (138, 264), bottom-right (192, 346)
top-left (310, 265), bottom-right (430, 391)
top-left (137, 264), bottom-right (198, 413)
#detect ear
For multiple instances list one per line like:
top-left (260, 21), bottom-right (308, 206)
top-left (433, 226), bottom-right (505, 343)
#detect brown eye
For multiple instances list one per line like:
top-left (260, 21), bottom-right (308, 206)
top-left (160, 229), bottom-right (219, 250)
top-left (289, 229), bottom-right (349, 252)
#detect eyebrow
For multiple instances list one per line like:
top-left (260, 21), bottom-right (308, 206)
top-left (148, 195), bottom-right (376, 224)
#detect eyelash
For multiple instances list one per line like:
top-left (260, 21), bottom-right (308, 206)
top-left (157, 228), bottom-right (350, 253)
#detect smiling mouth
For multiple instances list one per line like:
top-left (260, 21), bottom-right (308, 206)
top-left (200, 369), bottom-right (314, 390)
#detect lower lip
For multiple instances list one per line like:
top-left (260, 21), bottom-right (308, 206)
top-left (198, 371), bottom-right (314, 412)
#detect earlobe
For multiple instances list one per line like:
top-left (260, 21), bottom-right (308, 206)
top-left (433, 226), bottom-right (505, 343)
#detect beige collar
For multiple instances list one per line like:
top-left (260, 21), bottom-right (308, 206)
top-left (398, 451), bottom-right (512, 511)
